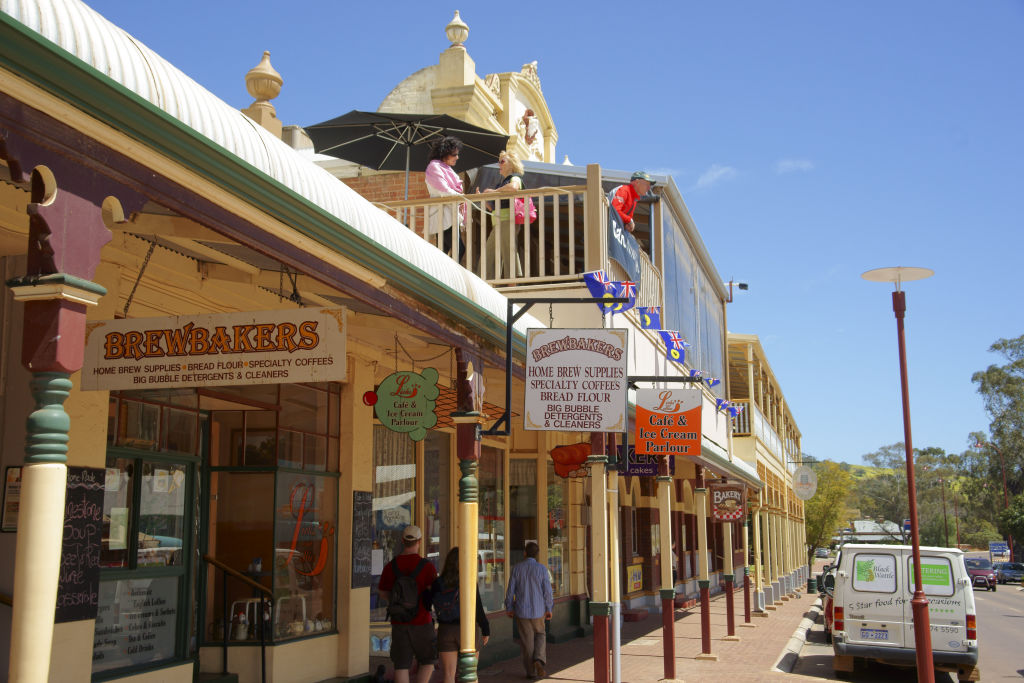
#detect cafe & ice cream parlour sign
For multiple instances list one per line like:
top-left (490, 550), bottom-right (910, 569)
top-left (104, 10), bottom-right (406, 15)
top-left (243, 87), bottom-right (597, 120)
top-left (709, 480), bottom-right (745, 522)
top-left (363, 368), bottom-right (440, 442)
top-left (523, 328), bottom-right (628, 432)
top-left (634, 388), bottom-right (702, 456)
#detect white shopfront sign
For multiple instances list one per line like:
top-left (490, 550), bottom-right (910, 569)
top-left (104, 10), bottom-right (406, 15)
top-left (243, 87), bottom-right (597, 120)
top-left (523, 328), bottom-right (628, 432)
top-left (82, 308), bottom-right (347, 390)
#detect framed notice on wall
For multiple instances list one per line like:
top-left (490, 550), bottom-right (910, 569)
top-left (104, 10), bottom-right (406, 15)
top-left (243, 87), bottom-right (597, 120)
top-left (2, 466), bottom-right (21, 532)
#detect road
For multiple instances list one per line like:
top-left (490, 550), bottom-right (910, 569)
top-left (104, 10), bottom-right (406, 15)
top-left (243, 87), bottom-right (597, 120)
top-left (792, 581), bottom-right (1023, 681)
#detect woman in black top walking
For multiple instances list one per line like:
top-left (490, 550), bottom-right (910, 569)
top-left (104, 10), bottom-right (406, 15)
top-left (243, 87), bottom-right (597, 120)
top-left (430, 547), bottom-right (490, 683)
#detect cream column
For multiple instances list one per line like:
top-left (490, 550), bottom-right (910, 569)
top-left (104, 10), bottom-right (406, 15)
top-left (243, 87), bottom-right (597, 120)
top-left (751, 502), bottom-right (766, 614)
top-left (337, 359), bottom-right (373, 677)
top-left (695, 466), bottom-right (716, 659)
top-left (761, 504), bottom-right (775, 608)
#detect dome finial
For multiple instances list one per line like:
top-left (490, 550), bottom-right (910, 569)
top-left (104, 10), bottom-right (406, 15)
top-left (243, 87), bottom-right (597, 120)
top-left (445, 10), bottom-right (469, 47)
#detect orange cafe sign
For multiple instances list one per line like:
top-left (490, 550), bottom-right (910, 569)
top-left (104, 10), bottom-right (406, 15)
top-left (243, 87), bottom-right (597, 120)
top-left (82, 308), bottom-right (347, 390)
top-left (634, 388), bottom-right (702, 456)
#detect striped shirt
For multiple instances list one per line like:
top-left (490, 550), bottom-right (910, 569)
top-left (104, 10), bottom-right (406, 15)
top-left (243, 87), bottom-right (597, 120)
top-left (504, 557), bottom-right (553, 619)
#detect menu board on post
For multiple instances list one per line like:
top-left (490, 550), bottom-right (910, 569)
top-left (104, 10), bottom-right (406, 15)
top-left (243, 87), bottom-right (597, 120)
top-left (351, 491), bottom-right (373, 588)
top-left (523, 328), bottom-right (628, 432)
top-left (56, 466), bottom-right (104, 623)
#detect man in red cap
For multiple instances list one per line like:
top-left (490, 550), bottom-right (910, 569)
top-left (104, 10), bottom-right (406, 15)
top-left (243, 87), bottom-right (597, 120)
top-left (611, 171), bottom-right (655, 233)
top-left (378, 525), bottom-right (438, 683)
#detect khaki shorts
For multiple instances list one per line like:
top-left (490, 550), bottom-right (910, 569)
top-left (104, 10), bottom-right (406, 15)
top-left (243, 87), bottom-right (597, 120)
top-left (390, 623), bottom-right (437, 669)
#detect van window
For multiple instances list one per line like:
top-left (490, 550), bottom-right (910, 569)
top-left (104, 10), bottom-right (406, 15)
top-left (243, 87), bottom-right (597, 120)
top-left (851, 553), bottom-right (898, 593)
top-left (908, 556), bottom-right (955, 597)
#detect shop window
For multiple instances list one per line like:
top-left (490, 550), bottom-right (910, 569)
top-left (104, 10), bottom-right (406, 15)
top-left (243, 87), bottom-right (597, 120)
top-left (478, 445), bottom-right (505, 613)
top-left (94, 454), bottom-right (195, 675)
top-left (509, 459), bottom-right (537, 569)
top-left (546, 463), bottom-right (569, 597)
top-left (274, 472), bottom-right (336, 637)
top-left (423, 431), bottom-right (451, 571)
top-left (370, 425), bottom-right (416, 623)
top-left (204, 382), bottom-right (340, 643)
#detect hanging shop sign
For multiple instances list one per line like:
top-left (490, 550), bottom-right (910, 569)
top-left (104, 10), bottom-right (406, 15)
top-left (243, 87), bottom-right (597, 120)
top-left (367, 368), bottom-right (440, 442)
top-left (634, 388), bottom-right (702, 456)
top-left (82, 308), bottom-right (347, 390)
top-left (619, 445), bottom-right (675, 477)
top-left (524, 328), bottom-right (628, 432)
top-left (792, 465), bottom-right (818, 500)
top-left (709, 481), bottom-right (745, 522)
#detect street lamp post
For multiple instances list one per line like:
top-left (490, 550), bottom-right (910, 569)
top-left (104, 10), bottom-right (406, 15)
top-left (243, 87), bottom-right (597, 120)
top-left (863, 266), bottom-right (935, 683)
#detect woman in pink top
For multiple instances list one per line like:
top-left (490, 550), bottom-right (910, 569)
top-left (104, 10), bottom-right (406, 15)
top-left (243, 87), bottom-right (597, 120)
top-left (424, 136), bottom-right (467, 261)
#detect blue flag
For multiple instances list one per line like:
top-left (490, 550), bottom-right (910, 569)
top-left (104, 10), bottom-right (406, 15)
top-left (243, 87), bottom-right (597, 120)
top-left (583, 270), bottom-right (618, 313)
top-left (638, 306), bottom-right (661, 329)
top-left (658, 330), bottom-right (689, 365)
top-left (608, 281), bottom-right (636, 314)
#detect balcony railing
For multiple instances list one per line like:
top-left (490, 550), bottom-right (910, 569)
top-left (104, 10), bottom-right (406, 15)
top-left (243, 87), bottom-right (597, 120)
top-left (374, 165), bottom-right (662, 307)
top-left (378, 186), bottom-right (589, 287)
top-left (730, 399), bottom-right (786, 467)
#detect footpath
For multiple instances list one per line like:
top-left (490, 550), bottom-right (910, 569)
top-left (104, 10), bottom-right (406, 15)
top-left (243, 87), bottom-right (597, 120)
top-left (476, 585), bottom-right (825, 683)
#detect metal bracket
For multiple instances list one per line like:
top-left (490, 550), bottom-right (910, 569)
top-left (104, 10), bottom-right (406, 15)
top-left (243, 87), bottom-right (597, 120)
top-left (481, 296), bottom-right (627, 436)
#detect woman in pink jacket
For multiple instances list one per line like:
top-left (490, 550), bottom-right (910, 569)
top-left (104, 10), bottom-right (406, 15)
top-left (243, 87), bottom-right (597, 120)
top-left (424, 136), bottom-right (467, 261)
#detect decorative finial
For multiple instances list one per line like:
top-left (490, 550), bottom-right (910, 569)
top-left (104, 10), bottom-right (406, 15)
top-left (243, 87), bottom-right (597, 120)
top-left (245, 51), bottom-right (282, 103)
top-left (445, 10), bottom-right (469, 47)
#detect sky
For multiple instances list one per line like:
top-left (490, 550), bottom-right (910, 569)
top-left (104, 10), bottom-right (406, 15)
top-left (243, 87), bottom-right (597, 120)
top-left (79, 0), bottom-right (1024, 465)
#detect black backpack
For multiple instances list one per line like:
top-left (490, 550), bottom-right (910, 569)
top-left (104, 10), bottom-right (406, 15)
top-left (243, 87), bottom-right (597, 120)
top-left (433, 583), bottom-right (460, 622)
top-left (386, 557), bottom-right (428, 622)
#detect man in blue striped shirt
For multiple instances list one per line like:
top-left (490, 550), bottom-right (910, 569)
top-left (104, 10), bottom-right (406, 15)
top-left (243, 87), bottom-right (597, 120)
top-left (505, 541), bottom-right (554, 679)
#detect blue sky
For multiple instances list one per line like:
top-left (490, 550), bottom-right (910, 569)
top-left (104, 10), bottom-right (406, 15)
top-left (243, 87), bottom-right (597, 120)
top-left (82, 1), bottom-right (1024, 464)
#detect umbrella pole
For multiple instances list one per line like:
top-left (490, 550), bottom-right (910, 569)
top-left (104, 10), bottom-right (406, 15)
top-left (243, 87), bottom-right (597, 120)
top-left (402, 146), bottom-right (410, 226)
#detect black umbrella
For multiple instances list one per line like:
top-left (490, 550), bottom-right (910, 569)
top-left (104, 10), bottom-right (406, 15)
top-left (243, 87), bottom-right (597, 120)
top-left (305, 110), bottom-right (510, 198)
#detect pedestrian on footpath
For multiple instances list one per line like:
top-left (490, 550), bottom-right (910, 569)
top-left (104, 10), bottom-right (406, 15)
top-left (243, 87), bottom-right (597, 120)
top-left (505, 541), bottom-right (553, 679)
top-left (377, 525), bottom-right (438, 683)
top-left (430, 547), bottom-right (490, 683)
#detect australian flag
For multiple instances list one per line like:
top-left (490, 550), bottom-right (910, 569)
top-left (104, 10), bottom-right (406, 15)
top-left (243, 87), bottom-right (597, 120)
top-left (609, 281), bottom-right (636, 314)
top-left (658, 330), bottom-right (689, 365)
top-left (583, 270), bottom-right (617, 313)
top-left (637, 306), bottom-right (661, 329)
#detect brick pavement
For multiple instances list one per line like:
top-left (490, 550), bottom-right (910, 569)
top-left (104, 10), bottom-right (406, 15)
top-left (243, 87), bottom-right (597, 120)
top-left (474, 585), bottom-right (824, 683)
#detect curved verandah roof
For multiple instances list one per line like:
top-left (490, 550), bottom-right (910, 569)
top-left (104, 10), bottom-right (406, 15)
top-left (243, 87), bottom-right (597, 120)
top-left (0, 0), bottom-right (542, 359)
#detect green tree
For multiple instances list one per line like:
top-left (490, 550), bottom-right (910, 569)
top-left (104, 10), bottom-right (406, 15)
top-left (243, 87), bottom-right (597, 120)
top-left (805, 461), bottom-right (854, 565)
top-left (852, 443), bottom-right (907, 535)
top-left (972, 335), bottom-right (1024, 502)
top-left (999, 494), bottom-right (1024, 549)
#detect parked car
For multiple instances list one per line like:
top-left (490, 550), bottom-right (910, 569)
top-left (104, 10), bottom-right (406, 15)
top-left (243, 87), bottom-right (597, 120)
top-left (964, 557), bottom-right (997, 591)
top-left (815, 547), bottom-right (830, 558)
top-left (821, 544), bottom-right (978, 681)
top-left (995, 561), bottom-right (1024, 584)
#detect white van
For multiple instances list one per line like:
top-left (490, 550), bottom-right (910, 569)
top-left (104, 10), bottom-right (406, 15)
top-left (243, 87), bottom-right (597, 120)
top-left (822, 544), bottom-right (979, 681)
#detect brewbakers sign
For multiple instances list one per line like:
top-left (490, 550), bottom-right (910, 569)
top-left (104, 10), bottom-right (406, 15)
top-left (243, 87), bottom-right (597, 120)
top-left (82, 308), bottom-right (347, 390)
top-left (523, 328), bottom-right (628, 432)
top-left (709, 481), bottom-right (745, 522)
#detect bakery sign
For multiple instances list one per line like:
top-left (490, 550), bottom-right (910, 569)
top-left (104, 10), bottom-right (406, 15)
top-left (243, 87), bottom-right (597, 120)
top-left (709, 481), bottom-right (745, 522)
top-left (82, 308), bottom-right (347, 390)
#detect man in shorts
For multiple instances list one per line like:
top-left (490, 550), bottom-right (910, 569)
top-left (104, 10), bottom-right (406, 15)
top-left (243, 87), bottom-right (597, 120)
top-left (378, 525), bottom-right (438, 683)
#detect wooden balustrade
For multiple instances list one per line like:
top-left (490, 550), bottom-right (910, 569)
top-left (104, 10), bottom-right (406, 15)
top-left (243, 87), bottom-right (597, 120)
top-left (374, 170), bottom-right (663, 309)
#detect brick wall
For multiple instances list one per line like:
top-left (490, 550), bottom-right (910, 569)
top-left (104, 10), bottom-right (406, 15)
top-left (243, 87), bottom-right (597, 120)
top-left (340, 171), bottom-right (431, 204)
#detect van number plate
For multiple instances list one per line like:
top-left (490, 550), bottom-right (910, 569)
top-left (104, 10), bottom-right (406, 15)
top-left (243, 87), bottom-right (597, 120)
top-left (860, 628), bottom-right (889, 641)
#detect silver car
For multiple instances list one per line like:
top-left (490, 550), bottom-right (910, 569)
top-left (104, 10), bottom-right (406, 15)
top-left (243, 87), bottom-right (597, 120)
top-left (996, 561), bottom-right (1024, 584)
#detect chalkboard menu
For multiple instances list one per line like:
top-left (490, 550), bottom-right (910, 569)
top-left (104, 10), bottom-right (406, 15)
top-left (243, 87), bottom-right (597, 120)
top-left (56, 466), bottom-right (104, 623)
top-left (352, 490), bottom-right (372, 588)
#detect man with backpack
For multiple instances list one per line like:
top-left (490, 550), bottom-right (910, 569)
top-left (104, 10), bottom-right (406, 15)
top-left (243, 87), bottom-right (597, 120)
top-left (377, 525), bottom-right (438, 683)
